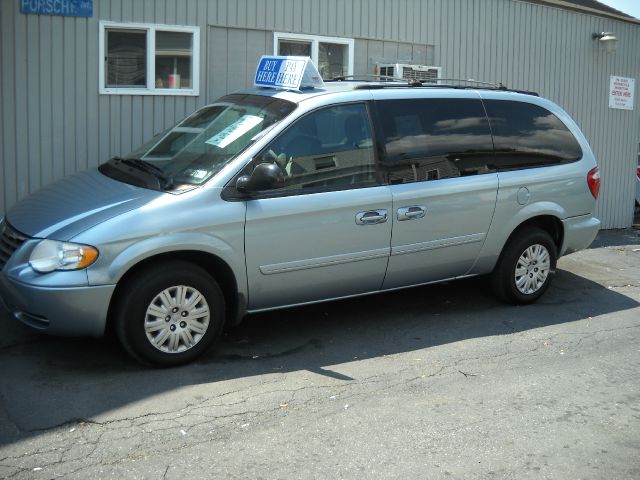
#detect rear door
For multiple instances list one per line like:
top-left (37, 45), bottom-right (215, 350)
top-left (371, 93), bottom-right (499, 289)
top-left (242, 102), bottom-right (392, 310)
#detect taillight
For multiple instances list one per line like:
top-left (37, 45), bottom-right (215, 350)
top-left (637, 166), bottom-right (640, 179)
top-left (587, 167), bottom-right (600, 199)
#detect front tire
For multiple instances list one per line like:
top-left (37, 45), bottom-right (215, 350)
top-left (114, 261), bottom-right (225, 366)
top-left (491, 227), bottom-right (557, 305)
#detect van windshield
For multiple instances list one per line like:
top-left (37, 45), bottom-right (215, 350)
top-left (102, 94), bottom-right (296, 191)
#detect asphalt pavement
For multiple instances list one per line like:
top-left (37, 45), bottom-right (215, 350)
top-left (0, 228), bottom-right (639, 479)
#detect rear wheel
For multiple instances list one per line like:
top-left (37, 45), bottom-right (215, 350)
top-left (491, 227), bottom-right (557, 304)
top-left (114, 261), bottom-right (225, 366)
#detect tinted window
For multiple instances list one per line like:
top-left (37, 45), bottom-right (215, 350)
top-left (251, 103), bottom-right (377, 194)
top-left (374, 98), bottom-right (494, 183)
top-left (483, 100), bottom-right (582, 170)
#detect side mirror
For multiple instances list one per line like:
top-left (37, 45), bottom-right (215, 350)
top-left (236, 162), bottom-right (286, 193)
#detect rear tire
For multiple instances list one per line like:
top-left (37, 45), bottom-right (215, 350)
top-left (491, 227), bottom-right (557, 305)
top-left (114, 260), bottom-right (225, 367)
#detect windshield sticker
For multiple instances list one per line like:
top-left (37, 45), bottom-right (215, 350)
top-left (205, 115), bottom-right (263, 149)
top-left (193, 169), bottom-right (208, 179)
top-left (183, 169), bottom-right (209, 180)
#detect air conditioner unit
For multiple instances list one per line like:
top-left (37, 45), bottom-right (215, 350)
top-left (375, 63), bottom-right (442, 83)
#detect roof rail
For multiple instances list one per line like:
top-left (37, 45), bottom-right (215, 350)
top-left (328, 76), bottom-right (501, 86)
top-left (328, 74), bottom-right (406, 83)
top-left (326, 75), bottom-right (539, 96)
top-left (327, 75), bottom-right (538, 95)
top-left (436, 78), bottom-right (499, 87)
top-left (411, 78), bottom-right (539, 95)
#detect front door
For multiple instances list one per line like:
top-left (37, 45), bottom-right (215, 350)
top-left (243, 103), bottom-right (392, 310)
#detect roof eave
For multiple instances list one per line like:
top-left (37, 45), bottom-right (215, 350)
top-left (521, 0), bottom-right (640, 24)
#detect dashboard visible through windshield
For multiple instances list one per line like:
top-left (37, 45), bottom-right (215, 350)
top-left (99, 94), bottom-right (297, 191)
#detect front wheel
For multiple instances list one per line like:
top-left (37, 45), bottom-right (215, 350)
top-left (114, 261), bottom-right (225, 366)
top-left (491, 227), bottom-right (557, 305)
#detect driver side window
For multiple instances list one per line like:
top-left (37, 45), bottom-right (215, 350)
top-left (257, 103), bottom-right (377, 193)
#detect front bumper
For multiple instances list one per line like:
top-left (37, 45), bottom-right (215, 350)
top-left (560, 214), bottom-right (601, 256)
top-left (0, 273), bottom-right (115, 337)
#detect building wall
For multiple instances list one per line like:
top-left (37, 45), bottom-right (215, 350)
top-left (1, 0), bottom-right (638, 228)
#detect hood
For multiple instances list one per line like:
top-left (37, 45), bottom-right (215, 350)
top-left (6, 168), bottom-right (164, 240)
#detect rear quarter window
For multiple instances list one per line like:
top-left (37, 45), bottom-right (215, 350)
top-left (483, 100), bottom-right (583, 170)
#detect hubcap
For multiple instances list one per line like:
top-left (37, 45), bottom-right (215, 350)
top-left (144, 285), bottom-right (210, 354)
top-left (514, 244), bottom-right (551, 295)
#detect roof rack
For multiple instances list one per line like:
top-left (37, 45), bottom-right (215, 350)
top-left (328, 74), bottom-right (406, 83)
top-left (326, 76), bottom-right (539, 96)
top-left (437, 78), bottom-right (499, 87)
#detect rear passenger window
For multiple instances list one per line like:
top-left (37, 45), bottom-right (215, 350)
top-left (483, 100), bottom-right (582, 170)
top-left (375, 98), bottom-right (494, 183)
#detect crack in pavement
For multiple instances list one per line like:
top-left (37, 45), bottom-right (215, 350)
top-left (1, 296), bottom-right (639, 478)
top-left (9, 319), bottom-right (634, 445)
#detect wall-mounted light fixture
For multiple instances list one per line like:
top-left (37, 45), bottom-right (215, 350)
top-left (592, 32), bottom-right (618, 53)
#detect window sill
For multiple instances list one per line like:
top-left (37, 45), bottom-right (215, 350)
top-left (99, 88), bottom-right (199, 96)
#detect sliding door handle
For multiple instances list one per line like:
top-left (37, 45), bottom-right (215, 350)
top-left (397, 206), bottom-right (426, 221)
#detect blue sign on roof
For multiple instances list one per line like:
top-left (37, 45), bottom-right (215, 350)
top-left (254, 56), bottom-right (324, 91)
top-left (20, 0), bottom-right (93, 17)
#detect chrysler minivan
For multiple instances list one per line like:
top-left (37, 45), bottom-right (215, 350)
top-left (0, 70), bottom-right (601, 366)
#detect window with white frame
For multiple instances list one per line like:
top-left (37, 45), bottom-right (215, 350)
top-left (274, 33), bottom-right (354, 80)
top-left (99, 21), bottom-right (199, 95)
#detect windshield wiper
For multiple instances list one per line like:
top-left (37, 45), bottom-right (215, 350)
top-left (112, 156), bottom-right (174, 190)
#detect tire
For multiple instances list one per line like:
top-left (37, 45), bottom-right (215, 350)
top-left (491, 227), bottom-right (557, 305)
top-left (114, 260), bottom-right (225, 367)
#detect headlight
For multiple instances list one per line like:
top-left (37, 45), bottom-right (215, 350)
top-left (29, 240), bottom-right (99, 273)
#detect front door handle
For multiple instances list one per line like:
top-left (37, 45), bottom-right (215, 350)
top-left (355, 209), bottom-right (388, 225)
top-left (397, 205), bottom-right (426, 221)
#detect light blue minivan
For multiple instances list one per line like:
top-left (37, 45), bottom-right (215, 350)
top-left (0, 70), bottom-right (601, 365)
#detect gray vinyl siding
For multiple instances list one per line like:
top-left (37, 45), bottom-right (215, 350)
top-left (0, 0), bottom-right (638, 228)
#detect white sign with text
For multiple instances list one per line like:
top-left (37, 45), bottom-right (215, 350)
top-left (609, 76), bottom-right (635, 110)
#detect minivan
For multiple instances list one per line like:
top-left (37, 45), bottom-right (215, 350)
top-left (0, 61), bottom-right (601, 366)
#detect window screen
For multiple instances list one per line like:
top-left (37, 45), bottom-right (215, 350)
top-left (106, 30), bottom-right (147, 87)
top-left (483, 100), bottom-right (583, 170)
top-left (318, 43), bottom-right (348, 79)
top-left (278, 40), bottom-right (312, 57)
top-left (375, 98), bottom-right (494, 183)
